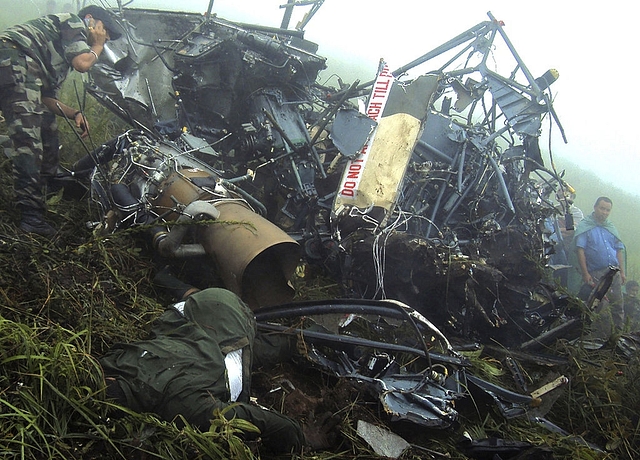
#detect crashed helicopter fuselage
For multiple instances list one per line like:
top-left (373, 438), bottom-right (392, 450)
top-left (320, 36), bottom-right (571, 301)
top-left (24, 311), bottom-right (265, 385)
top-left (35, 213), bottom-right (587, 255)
top-left (79, 4), bottom-right (577, 349)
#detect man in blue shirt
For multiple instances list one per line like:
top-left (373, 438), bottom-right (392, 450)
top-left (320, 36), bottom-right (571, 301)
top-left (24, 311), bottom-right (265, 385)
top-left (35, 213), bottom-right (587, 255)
top-left (575, 196), bottom-right (626, 335)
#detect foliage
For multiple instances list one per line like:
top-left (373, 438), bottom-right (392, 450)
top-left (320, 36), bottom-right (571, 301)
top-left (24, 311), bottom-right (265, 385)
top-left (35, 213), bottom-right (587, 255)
top-left (0, 76), bottom-right (262, 457)
top-left (57, 72), bottom-right (130, 166)
top-left (0, 319), bottom-right (106, 458)
top-left (548, 341), bottom-right (640, 459)
top-left (0, 314), bottom-right (260, 459)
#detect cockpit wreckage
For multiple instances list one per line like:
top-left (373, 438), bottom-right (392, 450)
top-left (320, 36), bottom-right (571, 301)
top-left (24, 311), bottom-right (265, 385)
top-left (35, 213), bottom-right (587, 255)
top-left (67, 1), bottom-right (592, 447)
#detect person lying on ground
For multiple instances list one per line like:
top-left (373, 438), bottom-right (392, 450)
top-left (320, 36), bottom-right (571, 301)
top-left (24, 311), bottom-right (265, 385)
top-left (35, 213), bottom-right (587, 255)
top-left (100, 287), bottom-right (305, 454)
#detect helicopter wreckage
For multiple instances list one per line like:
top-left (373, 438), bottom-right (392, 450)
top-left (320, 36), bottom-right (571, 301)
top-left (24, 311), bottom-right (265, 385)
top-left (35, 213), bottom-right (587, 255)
top-left (65, 2), bottom-right (598, 446)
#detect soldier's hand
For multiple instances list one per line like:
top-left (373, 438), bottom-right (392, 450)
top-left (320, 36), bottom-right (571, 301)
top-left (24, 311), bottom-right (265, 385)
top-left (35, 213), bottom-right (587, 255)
top-left (74, 112), bottom-right (90, 138)
top-left (86, 19), bottom-right (109, 47)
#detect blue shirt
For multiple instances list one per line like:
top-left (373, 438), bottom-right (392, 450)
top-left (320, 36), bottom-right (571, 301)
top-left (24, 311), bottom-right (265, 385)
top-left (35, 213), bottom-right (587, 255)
top-left (575, 225), bottom-right (623, 272)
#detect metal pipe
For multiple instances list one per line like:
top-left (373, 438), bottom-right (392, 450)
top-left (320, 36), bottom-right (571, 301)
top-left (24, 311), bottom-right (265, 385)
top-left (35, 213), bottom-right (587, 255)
top-left (219, 178), bottom-right (268, 216)
top-left (356, 20), bottom-right (493, 91)
top-left (457, 142), bottom-right (467, 193)
top-left (153, 201), bottom-right (220, 258)
top-left (425, 151), bottom-right (460, 238)
top-left (280, 0), bottom-right (295, 29)
top-left (205, 0), bottom-right (215, 20)
top-left (466, 374), bottom-right (534, 405)
top-left (415, 140), bottom-right (455, 164)
top-left (486, 11), bottom-right (567, 143)
top-left (487, 153), bottom-right (515, 213)
top-left (256, 322), bottom-right (465, 366)
top-left (255, 299), bottom-right (466, 366)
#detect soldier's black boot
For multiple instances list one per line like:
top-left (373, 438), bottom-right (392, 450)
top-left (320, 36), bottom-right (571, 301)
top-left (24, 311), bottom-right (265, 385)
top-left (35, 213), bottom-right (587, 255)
top-left (19, 209), bottom-right (57, 238)
top-left (153, 266), bottom-right (199, 300)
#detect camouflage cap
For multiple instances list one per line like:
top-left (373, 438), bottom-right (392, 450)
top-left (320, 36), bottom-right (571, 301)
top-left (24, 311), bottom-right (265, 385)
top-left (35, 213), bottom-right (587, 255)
top-left (78, 5), bottom-right (122, 40)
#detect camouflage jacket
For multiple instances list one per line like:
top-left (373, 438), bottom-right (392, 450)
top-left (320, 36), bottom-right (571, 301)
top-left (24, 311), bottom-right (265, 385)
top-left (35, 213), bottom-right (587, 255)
top-left (0, 13), bottom-right (89, 94)
top-left (100, 288), bottom-right (257, 427)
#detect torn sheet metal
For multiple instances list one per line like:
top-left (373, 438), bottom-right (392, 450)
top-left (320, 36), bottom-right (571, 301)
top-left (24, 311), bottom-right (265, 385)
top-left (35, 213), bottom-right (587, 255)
top-left (333, 67), bottom-right (438, 223)
top-left (255, 298), bottom-right (545, 430)
top-left (616, 333), bottom-right (640, 359)
top-left (374, 374), bottom-right (459, 427)
top-left (464, 374), bottom-right (533, 419)
top-left (79, 5), bottom-right (574, 350)
top-left (530, 375), bottom-right (569, 400)
top-left (330, 108), bottom-right (377, 159)
top-left (458, 436), bottom-right (539, 459)
top-left (255, 298), bottom-right (467, 428)
top-left (356, 420), bottom-right (410, 458)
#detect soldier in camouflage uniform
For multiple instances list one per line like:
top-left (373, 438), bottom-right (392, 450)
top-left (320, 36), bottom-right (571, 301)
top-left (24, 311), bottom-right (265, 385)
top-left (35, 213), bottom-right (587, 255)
top-left (0, 5), bottom-right (120, 237)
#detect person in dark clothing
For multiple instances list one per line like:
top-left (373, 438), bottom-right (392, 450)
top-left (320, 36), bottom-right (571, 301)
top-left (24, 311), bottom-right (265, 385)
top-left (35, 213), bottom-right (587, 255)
top-left (0, 5), bottom-right (120, 237)
top-left (100, 287), bottom-right (304, 455)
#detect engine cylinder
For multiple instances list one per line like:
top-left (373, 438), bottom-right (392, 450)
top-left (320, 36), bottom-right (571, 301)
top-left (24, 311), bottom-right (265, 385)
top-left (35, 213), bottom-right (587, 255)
top-left (197, 200), bottom-right (300, 309)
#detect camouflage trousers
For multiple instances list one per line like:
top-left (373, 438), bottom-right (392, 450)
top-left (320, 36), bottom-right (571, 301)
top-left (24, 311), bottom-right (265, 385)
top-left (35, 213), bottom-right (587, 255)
top-left (0, 40), bottom-right (60, 212)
